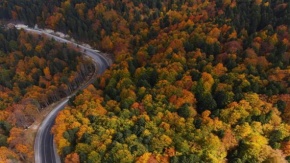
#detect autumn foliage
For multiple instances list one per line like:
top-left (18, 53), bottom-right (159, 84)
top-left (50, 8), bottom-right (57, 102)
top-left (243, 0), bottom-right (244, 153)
top-left (1, 0), bottom-right (290, 162)
top-left (0, 26), bottom-right (94, 162)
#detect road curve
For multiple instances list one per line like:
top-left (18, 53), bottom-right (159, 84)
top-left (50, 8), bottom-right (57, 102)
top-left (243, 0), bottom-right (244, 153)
top-left (34, 99), bottom-right (68, 163)
top-left (16, 25), bottom-right (110, 163)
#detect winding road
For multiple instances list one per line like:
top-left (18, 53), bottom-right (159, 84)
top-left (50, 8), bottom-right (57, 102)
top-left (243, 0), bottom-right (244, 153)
top-left (15, 25), bottom-right (111, 163)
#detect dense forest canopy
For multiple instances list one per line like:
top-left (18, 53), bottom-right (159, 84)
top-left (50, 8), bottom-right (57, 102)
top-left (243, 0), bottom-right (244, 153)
top-left (0, 26), bottom-right (94, 161)
top-left (1, 0), bottom-right (290, 162)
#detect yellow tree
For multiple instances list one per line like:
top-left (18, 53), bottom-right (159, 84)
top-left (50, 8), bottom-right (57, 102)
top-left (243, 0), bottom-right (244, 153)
top-left (201, 72), bottom-right (214, 92)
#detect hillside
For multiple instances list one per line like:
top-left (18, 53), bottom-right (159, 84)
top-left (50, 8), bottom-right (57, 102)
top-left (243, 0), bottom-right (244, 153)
top-left (1, 0), bottom-right (290, 162)
top-left (0, 25), bottom-right (94, 162)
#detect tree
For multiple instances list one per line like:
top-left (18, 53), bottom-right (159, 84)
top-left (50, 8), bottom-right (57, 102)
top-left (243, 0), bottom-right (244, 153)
top-left (151, 134), bottom-right (172, 153)
top-left (65, 153), bottom-right (80, 163)
top-left (0, 147), bottom-right (19, 161)
top-left (0, 134), bottom-right (8, 146)
top-left (177, 103), bottom-right (191, 118)
top-left (275, 100), bottom-right (286, 113)
top-left (197, 92), bottom-right (217, 113)
top-left (101, 36), bottom-right (113, 52)
top-left (214, 90), bottom-right (234, 109)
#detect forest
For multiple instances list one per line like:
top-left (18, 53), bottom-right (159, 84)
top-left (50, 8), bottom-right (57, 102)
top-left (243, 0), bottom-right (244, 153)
top-left (1, 0), bottom-right (290, 162)
top-left (0, 24), bottom-right (94, 162)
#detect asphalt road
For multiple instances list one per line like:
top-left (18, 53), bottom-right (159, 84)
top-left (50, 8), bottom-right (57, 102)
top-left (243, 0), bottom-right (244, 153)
top-left (16, 25), bottom-right (110, 163)
top-left (34, 99), bottom-right (68, 163)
